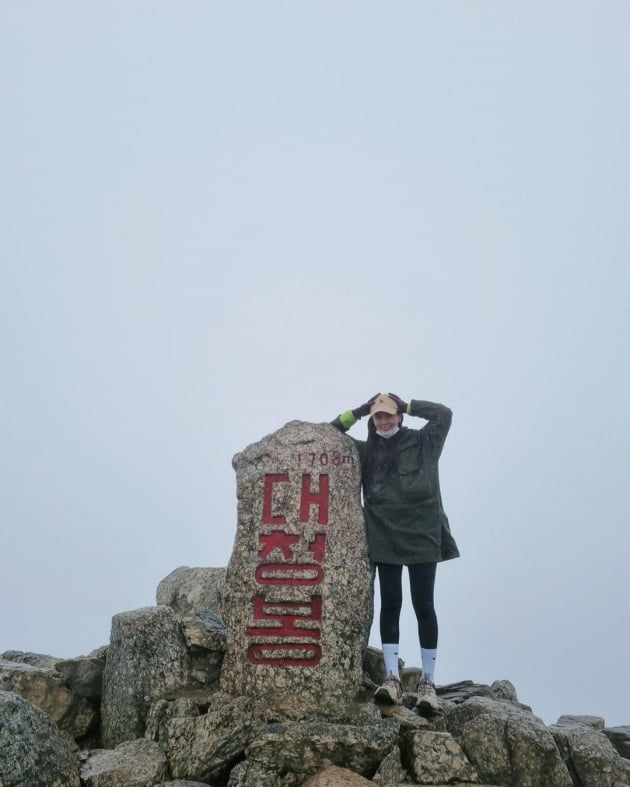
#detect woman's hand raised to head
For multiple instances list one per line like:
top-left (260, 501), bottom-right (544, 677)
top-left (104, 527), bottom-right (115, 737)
top-left (352, 393), bottom-right (380, 419)
top-left (388, 393), bottom-right (408, 413)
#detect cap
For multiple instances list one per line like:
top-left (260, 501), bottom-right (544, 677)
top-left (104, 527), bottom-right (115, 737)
top-left (369, 393), bottom-right (399, 416)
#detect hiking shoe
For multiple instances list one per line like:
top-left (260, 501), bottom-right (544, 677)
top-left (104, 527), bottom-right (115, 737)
top-left (415, 675), bottom-right (439, 713)
top-left (374, 673), bottom-right (403, 705)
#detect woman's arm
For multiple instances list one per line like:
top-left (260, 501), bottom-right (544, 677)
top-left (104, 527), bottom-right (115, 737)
top-left (331, 410), bottom-right (358, 433)
top-left (331, 393), bottom-right (379, 433)
top-left (407, 399), bottom-right (453, 455)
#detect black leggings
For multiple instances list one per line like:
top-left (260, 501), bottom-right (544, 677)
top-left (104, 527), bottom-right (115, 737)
top-left (376, 562), bottom-right (438, 649)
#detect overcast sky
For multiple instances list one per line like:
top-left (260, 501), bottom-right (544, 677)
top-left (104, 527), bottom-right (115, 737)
top-left (2, 1), bottom-right (628, 728)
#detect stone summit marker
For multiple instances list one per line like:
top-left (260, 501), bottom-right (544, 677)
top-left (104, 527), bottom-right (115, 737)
top-left (219, 420), bottom-right (373, 711)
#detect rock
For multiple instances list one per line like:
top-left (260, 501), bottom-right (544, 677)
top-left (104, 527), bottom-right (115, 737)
top-left (236, 715), bottom-right (399, 785)
top-left (401, 665), bottom-right (422, 693)
top-left (445, 695), bottom-right (573, 786)
top-left (226, 759), bottom-right (284, 786)
top-left (0, 658), bottom-right (73, 719)
top-left (157, 783), bottom-right (209, 787)
top-left (0, 649), bottom-right (60, 669)
top-left (179, 609), bottom-right (226, 650)
top-left (550, 721), bottom-right (628, 786)
top-left (0, 690), bottom-right (80, 786)
top-left (156, 565), bottom-right (226, 615)
top-left (100, 605), bottom-right (191, 747)
top-left (435, 678), bottom-right (533, 714)
top-left (144, 696), bottom-right (200, 743)
top-left (87, 644), bottom-right (109, 659)
top-left (2, 586), bottom-right (628, 787)
top-left (55, 655), bottom-right (106, 699)
top-left (80, 739), bottom-right (168, 786)
top-left (301, 764), bottom-right (375, 785)
top-left (603, 725), bottom-right (630, 759)
top-left (555, 713), bottom-right (606, 730)
top-left (0, 658), bottom-right (97, 740)
top-left (400, 728), bottom-right (478, 784)
top-left (371, 745), bottom-right (409, 784)
top-left (156, 783), bottom-right (210, 787)
top-left (490, 678), bottom-right (519, 702)
top-left (179, 609), bottom-right (226, 686)
top-left (160, 695), bottom-right (269, 783)
top-left (437, 680), bottom-right (497, 703)
top-left (220, 421), bottom-right (372, 711)
top-left (377, 701), bottom-right (431, 728)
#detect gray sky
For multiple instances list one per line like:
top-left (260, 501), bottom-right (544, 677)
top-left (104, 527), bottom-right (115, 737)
top-left (2, 2), bottom-right (628, 728)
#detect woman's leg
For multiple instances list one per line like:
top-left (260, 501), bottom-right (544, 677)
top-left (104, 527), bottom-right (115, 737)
top-left (408, 562), bottom-right (438, 681)
top-left (376, 562), bottom-right (403, 676)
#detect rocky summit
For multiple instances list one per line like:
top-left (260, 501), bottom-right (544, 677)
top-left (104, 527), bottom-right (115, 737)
top-left (1, 422), bottom-right (629, 786)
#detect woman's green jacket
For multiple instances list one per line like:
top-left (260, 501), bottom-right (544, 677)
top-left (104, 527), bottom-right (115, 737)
top-left (331, 399), bottom-right (460, 565)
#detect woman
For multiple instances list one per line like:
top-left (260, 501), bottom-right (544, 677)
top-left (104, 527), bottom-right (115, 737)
top-left (332, 392), bottom-right (459, 712)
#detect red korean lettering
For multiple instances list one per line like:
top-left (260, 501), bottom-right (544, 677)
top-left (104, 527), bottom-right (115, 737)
top-left (299, 474), bottom-right (329, 524)
top-left (246, 594), bottom-right (322, 638)
top-left (254, 564), bottom-right (324, 586)
top-left (262, 474), bottom-right (289, 524)
top-left (247, 642), bottom-right (321, 667)
top-left (258, 531), bottom-right (300, 560)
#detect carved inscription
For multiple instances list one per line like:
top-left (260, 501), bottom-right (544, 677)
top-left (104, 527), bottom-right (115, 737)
top-left (246, 471), bottom-right (329, 667)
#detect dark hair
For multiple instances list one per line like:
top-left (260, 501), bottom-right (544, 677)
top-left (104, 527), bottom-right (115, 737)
top-left (364, 415), bottom-right (404, 481)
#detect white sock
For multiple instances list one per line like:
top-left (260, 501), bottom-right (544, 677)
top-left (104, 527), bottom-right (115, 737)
top-left (421, 648), bottom-right (437, 683)
top-left (382, 643), bottom-right (400, 678)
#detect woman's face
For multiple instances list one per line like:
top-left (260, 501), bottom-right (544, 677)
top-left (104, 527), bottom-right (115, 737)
top-left (372, 411), bottom-right (401, 433)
